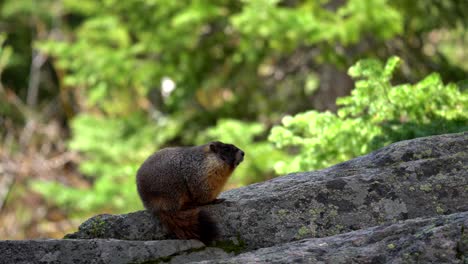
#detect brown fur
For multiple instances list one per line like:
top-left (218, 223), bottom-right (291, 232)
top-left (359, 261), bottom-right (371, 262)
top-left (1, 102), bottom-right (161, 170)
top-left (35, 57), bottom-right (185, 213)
top-left (136, 141), bottom-right (244, 244)
top-left (158, 209), bottom-right (201, 239)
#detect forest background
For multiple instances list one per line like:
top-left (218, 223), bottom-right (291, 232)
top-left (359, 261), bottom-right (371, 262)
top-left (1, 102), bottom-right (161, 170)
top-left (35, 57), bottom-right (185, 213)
top-left (0, 0), bottom-right (466, 239)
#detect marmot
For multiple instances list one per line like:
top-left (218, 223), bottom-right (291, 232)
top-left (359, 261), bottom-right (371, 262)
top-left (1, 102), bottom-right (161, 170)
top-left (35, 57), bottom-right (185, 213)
top-left (136, 141), bottom-right (244, 244)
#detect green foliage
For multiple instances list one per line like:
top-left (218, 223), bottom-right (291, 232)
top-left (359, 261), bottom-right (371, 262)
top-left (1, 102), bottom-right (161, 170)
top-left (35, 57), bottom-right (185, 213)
top-left (0, 34), bottom-right (15, 122)
top-left (32, 113), bottom-right (181, 215)
top-left (269, 57), bottom-right (467, 174)
top-left (232, 0), bottom-right (402, 52)
top-left (0, 34), bottom-right (12, 71)
top-left (9, 0), bottom-right (464, 218)
top-left (30, 0), bottom-right (407, 215)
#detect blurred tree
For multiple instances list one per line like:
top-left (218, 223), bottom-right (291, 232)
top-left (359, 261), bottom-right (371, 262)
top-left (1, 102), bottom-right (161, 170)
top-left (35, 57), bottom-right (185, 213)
top-left (33, 0), bottom-right (407, 215)
top-left (269, 57), bottom-right (467, 173)
top-left (0, 0), bottom-right (466, 223)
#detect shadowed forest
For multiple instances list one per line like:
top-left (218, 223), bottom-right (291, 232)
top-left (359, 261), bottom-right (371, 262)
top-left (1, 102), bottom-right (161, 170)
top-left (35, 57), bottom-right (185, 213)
top-left (0, 0), bottom-right (467, 239)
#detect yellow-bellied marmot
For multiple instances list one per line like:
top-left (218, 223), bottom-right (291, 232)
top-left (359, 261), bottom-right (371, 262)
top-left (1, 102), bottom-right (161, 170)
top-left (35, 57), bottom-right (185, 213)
top-left (136, 141), bottom-right (244, 244)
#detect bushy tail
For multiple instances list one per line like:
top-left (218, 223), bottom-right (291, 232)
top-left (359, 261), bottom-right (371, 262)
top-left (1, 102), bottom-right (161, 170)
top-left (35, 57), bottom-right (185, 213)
top-left (157, 208), bottom-right (218, 244)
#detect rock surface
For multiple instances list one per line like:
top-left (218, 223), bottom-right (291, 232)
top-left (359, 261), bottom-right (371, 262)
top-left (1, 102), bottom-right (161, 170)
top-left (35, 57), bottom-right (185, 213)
top-left (196, 211), bottom-right (468, 264)
top-left (1, 132), bottom-right (467, 263)
top-left (69, 132), bottom-right (467, 249)
top-left (0, 239), bottom-right (231, 264)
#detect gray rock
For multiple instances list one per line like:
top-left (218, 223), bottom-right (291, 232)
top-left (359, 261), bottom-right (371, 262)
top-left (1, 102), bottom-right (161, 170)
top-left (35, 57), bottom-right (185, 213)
top-left (195, 211), bottom-right (468, 264)
top-left (1, 239), bottom-right (197, 264)
top-left (0, 239), bottom-right (231, 264)
top-left (65, 210), bottom-right (165, 240)
top-left (69, 132), bottom-right (468, 251)
top-left (1, 132), bottom-right (467, 263)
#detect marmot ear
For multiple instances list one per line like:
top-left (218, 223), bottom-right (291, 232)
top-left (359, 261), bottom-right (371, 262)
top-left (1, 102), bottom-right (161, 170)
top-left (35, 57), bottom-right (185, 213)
top-left (209, 142), bottom-right (218, 153)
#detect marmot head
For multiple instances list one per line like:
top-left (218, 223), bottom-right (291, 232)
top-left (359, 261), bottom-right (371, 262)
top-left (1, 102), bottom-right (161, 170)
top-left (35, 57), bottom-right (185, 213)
top-left (209, 141), bottom-right (244, 168)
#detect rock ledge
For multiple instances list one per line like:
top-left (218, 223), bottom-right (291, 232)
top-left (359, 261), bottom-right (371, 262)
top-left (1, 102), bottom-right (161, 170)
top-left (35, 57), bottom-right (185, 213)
top-left (1, 132), bottom-right (466, 263)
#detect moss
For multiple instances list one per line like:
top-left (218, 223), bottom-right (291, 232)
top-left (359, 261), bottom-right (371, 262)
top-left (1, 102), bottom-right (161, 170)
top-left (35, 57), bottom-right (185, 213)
top-left (64, 217), bottom-right (109, 239)
top-left (308, 204), bottom-right (343, 238)
top-left (423, 149), bottom-right (432, 156)
top-left (213, 236), bottom-right (247, 255)
top-left (387, 243), bottom-right (396, 249)
top-left (278, 209), bottom-right (289, 216)
top-left (419, 184), bottom-right (432, 192)
top-left (329, 224), bottom-right (344, 236)
top-left (414, 223), bottom-right (436, 238)
top-left (89, 217), bottom-right (107, 238)
top-left (414, 149), bottom-right (433, 160)
top-left (434, 173), bottom-right (447, 180)
top-left (436, 205), bottom-right (445, 214)
top-left (309, 207), bottom-right (324, 217)
top-left (328, 208), bottom-right (338, 218)
top-left (296, 226), bottom-right (310, 239)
